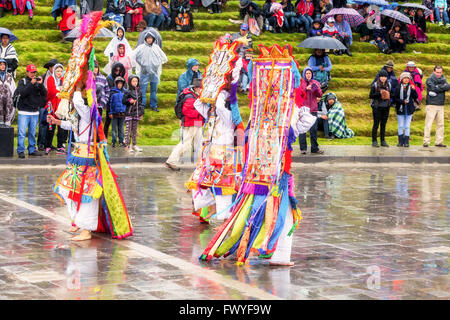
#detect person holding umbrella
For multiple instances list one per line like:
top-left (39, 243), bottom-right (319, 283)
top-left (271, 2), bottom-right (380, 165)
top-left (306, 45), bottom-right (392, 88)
top-left (307, 48), bottom-right (332, 91)
top-left (0, 29), bottom-right (18, 78)
top-left (334, 14), bottom-right (353, 56)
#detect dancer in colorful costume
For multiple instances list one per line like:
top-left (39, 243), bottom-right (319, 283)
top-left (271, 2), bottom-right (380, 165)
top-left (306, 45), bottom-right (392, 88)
top-left (200, 44), bottom-right (315, 266)
top-left (185, 35), bottom-right (247, 223)
top-left (49, 12), bottom-right (133, 241)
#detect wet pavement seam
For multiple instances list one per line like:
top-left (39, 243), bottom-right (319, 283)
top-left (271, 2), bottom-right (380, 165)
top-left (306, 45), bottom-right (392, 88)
top-left (0, 193), bottom-right (281, 300)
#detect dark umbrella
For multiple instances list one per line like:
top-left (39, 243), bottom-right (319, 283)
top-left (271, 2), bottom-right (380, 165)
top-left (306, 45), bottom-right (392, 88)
top-left (0, 27), bottom-right (18, 42)
top-left (298, 36), bottom-right (347, 50)
top-left (380, 9), bottom-right (412, 24)
top-left (398, 3), bottom-right (432, 17)
top-left (64, 26), bottom-right (116, 41)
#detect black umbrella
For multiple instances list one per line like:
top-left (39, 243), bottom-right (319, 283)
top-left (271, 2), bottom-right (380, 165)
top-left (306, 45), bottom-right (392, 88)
top-left (298, 36), bottom-right (347, 50)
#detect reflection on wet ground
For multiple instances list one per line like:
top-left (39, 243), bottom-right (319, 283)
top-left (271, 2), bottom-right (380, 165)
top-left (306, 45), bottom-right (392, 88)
top-left (0, 165), bottom-right (449, 300)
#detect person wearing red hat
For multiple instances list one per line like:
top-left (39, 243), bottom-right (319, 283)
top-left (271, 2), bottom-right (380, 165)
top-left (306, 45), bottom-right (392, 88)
top-left (14, 64), bottom-right (47, 158)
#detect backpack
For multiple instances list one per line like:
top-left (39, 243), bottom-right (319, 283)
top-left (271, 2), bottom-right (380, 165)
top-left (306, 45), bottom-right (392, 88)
top-left (174, 90), bottom-right (195, 121)
top-left (175, 12), bottom-right (191, 32)
top-left (12, 78), bottom-right (27, 109)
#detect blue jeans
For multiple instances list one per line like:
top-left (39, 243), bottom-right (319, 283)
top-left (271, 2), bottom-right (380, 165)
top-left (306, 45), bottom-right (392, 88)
top-left (111, 117), bottom-right (125, 145)
top-left (318, 117), bottom-right (329, 137)
top-left (434, 7), bottom-right (450, 24)
top-left (397, 114), bottom-right (413, 136)
top-left (12, 0), bottom-right (32, 10)
top-left (240, 73), bottom-right (250, 91)
top-left (140, 73), bottom-right (158, 109)
top-left (283, 16), bottom-right (296, 31)
top-left (37, 108), bottom-right (47, 147)
top-left (299, 112), bottom-right (319, 152)
top-left (296, 14), bottom-right (313, 32)
top-left (145, 13), bottom-right (165, 29)
top-left (105, 13), bottom-right (124, 26)
top-left (17, 113), bottom-right (39, 154)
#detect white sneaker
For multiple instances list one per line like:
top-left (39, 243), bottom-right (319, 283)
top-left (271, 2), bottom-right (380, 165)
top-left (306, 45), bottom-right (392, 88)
top-left (133, 145), bottom-right (143, 152)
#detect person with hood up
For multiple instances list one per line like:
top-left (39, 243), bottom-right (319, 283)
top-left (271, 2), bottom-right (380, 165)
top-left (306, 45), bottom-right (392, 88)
top-left (0, 59), bottom-right (15, 127)
top-left (177, 57), bottom-right (203, 98)
top-left (394, 72), bottom-right (418, 147)
top-left (322, 16), bottom-right (339, 38)
top-left (104, 26), bottom-right (133, 67)
top-left (44, 64), bottom-right (67, 155)
top-left (105, 62), bottom-right (126, 137)
top-left (369, 68), bottom-right (392, 147)
top-left (325, 92), bottom-right (354, 139)
top-left (122, 75), bottom-right (145, 152)
top-left (105, 0), bottom-right (127, 25)
top-left (109, 76), bottom-right (127, 147)
top-left (403, 61), bottom-right (423, 105)
top-left (124, 0), bottom-right (144, 32)
top-left (307, 48), bottom-right (332, 92)
top-left (308, 18), bottom-right (323, 37)
top-left (134, 31), bottom-right (168, 112)
top-left (296, 66), bottom-right (323, 154)
top-left (423, 66), bottom-right (450, 147)
top-left (334, 14), bottom-right (353, 56)
top-left (107, 43), bottom-right (134, 82)
top-left (0, 33), bottom-right (18, 78)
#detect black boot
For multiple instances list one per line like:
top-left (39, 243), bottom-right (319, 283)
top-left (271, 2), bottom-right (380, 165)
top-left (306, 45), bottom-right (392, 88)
top-left (404, 136), bottom-right (410, 147)
top-left (372, 140), bottom-right (379, 147)
top-left (397, 134), bottom-right (404, 147)
top-left (0, 7), bottom-right (4, 18)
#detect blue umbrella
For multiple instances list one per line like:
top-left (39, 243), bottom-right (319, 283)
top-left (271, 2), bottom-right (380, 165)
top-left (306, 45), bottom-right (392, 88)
top-left (0, 28), bottom-right (18, 42)
top-left (353, 0), bottom-right (390, 6)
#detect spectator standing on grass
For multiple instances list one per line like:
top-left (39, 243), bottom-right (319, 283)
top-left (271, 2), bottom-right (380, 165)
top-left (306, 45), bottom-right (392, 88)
top-left (296, 67), bottom-right (323, 154)
top-left (14, 64), bottom-right (47, 158)
top-left (423, 66), bottom-right (450, 147)
top-left (394, 72), bottom-right (418, 148)
top-left (109, 76), bottom-right (127, 148)
top-left (369, 69), bottom-right (391, 148)
top-left (105, 62), bottom-right (127, 138)
top-left (134, 31), bottom-right (168, 112)
top-left (44, 64), bottom-right (68, 155)
top-left (122, 75), bottom-right (145, 152)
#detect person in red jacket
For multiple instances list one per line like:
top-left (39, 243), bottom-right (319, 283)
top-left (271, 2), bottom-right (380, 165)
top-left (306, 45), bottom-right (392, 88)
top-left (44, 64), bottom-right (67, 155)
top-left (125, 0), bottom-right (144, 32)
top-left (295, 0), bottom-right (314, 33)
top-left (165, 78), bottom-right (204, 171)
top-left (296, 66), bottom-right (323, 154)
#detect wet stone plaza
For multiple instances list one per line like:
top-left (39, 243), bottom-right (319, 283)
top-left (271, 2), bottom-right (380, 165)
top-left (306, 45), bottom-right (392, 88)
top-left (0, 164), bottom-right (449, 300)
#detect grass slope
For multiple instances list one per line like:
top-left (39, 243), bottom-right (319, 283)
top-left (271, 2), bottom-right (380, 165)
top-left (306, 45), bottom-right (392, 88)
top-left (1, 0), bottom-right (449, 146)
